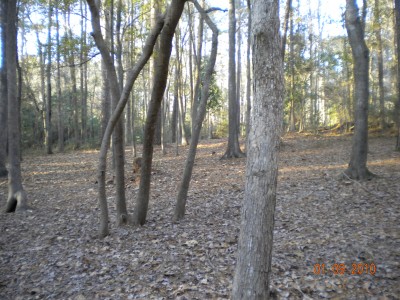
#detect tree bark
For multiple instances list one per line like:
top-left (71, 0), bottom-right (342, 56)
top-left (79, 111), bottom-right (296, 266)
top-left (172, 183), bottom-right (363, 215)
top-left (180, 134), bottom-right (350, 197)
top-left (222, 0), bottom-right (245, 159)
top-left (45, 2), bottom-right (53, 154)
top-left (231, 0), bottom-right (283, 297)
top-left (374, 0), bottom-right (386, 129)
top-left (245, 0), bottom-right (251, 148)
top-left (0, 0), bottom-right (8, 178)
top-left (281, 0), bottom-right (292, 61)
top-left (87, 0), bottom-right (165, 237)
top-left (344, 0), bottom-right (373, 180)
top-left (56, 6), bottom-right (64, 153)
top-left (395, 0), bottom-right (400, 150)
top-left (174, 0), bottom-right (218, 221)
top-left (5, 0), bottom-right (28, 213)
top-left (133, 0), bottom-right (186, 226)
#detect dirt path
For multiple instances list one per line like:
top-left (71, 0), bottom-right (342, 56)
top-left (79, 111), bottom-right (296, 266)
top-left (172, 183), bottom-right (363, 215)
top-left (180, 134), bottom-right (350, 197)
top-left (1, 134), bottom-right (399, 299)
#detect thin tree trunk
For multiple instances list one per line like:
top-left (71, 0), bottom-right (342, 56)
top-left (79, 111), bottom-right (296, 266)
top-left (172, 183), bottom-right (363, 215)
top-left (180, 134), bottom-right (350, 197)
top-left (5, 0), bottom-right (28, 212)
top-left (232, 0), bottom-right (283, 297)
top-left (134, 0), bottom-right (186, 226)
top-left (56, 6), bottom-right (64, 153)
top-left (87, 0), bottom-right (164, 237)
top-left (80, 0), bottom-right (88, 144)
top-left (174, 0), bottom-right (218, 221)
top-left (45, 2), bottom-right (53, 154)
top-left (281, 0), bottom-right (292, 61)
top-left (222, 0), bottom-right (245, 159)
top-left (374, 0), bottom-right (385, 129)
top-left (344, 0), bottom-right (373, 180)
top-left (395, 0), bottom-right (400, 150)
top-left (245, 0), bottom-right (251, 148)
top-left (0, 0), bottom-right (8, 178)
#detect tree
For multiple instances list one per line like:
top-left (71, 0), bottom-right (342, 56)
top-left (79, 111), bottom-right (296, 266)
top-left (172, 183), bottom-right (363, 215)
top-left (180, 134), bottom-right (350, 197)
top-left (87, 0), bottom-right (165, 237)
top-left (174, 0), bottom-right (219, 221)
top-left (222, 0), bottom-right (245, 159)
top-left (45, 0), bottom-right (53, 155)
top-left (0, 0), bottom-right (8, 178)
top-left (395, 0), bottom-right (400, 150)
top-left (231, 0), bottom-right (283, 297)
top-left (344, 0), bottom-right (373, 180)
top-left (133, 0), bottom-right (186, 226)
top-left (5, 0), bottom-right (28, 212)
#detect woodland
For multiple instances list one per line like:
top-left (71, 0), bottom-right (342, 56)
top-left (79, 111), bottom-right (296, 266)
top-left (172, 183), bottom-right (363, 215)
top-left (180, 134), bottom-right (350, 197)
top-left (0, 0), bottom-right (400, 299)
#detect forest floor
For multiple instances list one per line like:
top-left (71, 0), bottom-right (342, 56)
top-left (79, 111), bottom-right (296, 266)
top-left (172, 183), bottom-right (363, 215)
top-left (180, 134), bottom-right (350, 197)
top-left (0, 133), bottom-right (399, 300)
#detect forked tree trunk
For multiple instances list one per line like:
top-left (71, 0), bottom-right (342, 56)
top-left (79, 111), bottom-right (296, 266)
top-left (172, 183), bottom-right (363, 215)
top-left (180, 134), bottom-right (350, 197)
top-left (222, 0), bottom-right (245, 159)
top-left (0, 0), bottom-right (8, 178)
top-left (5, 0), bottom-right (28, 213)
top-left (87, 0), bottom-right (165, 237)
top-left (344, 0), bottom-right (373, 180)
top-left (174, 0), bottom-right (219, 221)
top-left (133, 0), bottom-right (186, 226)
top-left (232, 0), bottom-right (283, 297)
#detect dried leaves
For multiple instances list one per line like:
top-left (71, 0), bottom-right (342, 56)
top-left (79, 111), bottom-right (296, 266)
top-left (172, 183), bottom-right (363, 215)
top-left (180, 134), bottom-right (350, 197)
top-left (0, 135), bottom-right (399, 299)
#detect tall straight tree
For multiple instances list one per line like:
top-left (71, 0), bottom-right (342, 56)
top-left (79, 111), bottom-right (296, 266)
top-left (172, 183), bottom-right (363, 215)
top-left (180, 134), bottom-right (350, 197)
top-left (344, 0), bottom-right (373, 180)
top-left (222, 0), bottom-right (245, 158)
top-left (45, 1), bottom-right (53, 154)
top-left (232, 0), bottom-right (283, 297)
top-left (395, 0), bottom-right (400, 150)
top-left (5, 0), bottom-right (28, 212)
top-left (0, 0), bottom-right (8, 178)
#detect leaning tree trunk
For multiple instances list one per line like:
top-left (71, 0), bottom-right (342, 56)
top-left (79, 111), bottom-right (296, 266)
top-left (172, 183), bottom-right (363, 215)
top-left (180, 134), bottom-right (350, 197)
top-left (134, 0), bottom-right (186, 226)
top-left (174, 0), bottom-right (219, 221)
top-left (222, 0), bottom-right (245, 159)
top-left (0, 0), bottom-right (8, 178)
top-left (232, 0), bottom-right (283, 298)
top-left (5, 0), bottom-right (28, 213)
top-left (344, 0), bottom-right (373, 180)
top-left (87, 0), bottom-right (165, 237)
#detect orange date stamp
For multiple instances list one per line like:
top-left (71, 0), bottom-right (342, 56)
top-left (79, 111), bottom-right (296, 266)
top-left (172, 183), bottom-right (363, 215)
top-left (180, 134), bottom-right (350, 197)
top-left (313, 263), bottom-right (376, 275)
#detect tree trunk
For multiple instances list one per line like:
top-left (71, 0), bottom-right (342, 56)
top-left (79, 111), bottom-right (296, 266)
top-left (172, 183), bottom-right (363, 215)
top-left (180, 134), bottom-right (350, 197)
top-left (374, 0), bottom-right (386, 129)
top-left (344, 0), bottom-right (373, 180)
top-left (45, 2), bottom-right (53, 155)
top-left (222, 0), bottom-right (245, 159)
top-left (87, 0), bottom-right (164, 237)
top-left (174, 0), bottom-right (218, 221)
top-left (0, 0), bottom-right (8, 178)
top-left (5, 0), bottom-right (28, 213)
top-left (395, 0), bottom-right (400, 150)
top-left (191, 0), bottom-right (204, 137)
top-left (245, 0), bottom-right (251, 148)
top-left (80, 0), bottom-right (88, 144)
top-left (56, 6), bottom-right (64, 153)
top-left (134, 0), bottom-right (186, 226)
top-left (281, 0), bottom-right (292, 61)
top-left (231, 0), bottom-right (283, 297)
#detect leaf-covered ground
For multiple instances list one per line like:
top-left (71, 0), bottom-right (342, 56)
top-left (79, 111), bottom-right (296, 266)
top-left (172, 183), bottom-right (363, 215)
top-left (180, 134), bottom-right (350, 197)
top-left (0, 134), bottom-right (399, 299)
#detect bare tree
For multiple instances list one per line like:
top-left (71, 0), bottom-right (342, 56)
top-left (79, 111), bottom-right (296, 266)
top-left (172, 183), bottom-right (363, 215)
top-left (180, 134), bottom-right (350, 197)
top-left (222, 0), bottom-right (245, 158)
top-left (5, 0), bottom-right (28, 212)
top-left (395, 0), bottom-right (400, 150)
top-left (174, 0), bottom-right (219, 221)
top-left (0, 0), bottom-right (8, 178)
top-left (87, 0), bottom-right (165, 237)
top-left (344, 0), bottom-right (373, 180)
top-left (45, 1), bottom-right (53, 154)
top-left (231, 0), bottom-right (283, 297)
top-left (133, 0), bottom-right (187, 226)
